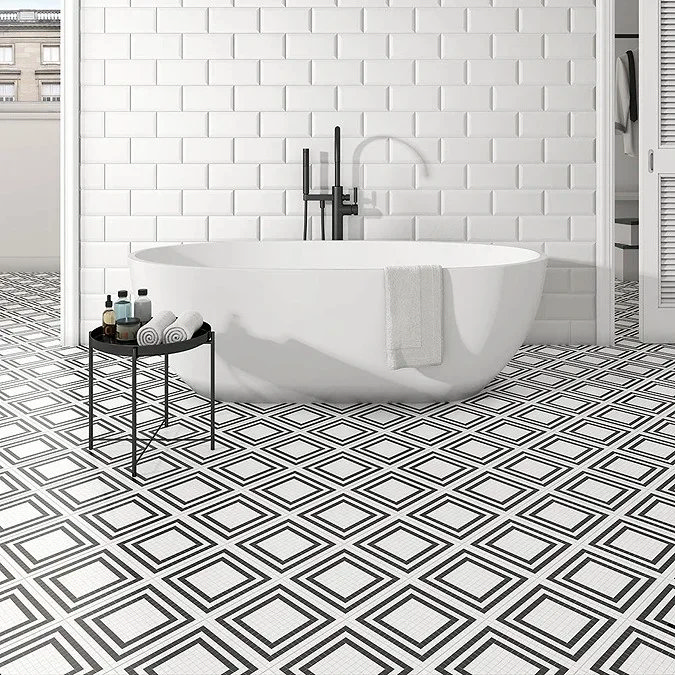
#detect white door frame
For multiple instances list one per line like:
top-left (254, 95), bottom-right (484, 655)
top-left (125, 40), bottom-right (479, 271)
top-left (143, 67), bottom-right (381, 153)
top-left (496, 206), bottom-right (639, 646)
top-left (60, 1), bottom-right (80, 346)
top-left (596, 0), bottom-right (616, 346)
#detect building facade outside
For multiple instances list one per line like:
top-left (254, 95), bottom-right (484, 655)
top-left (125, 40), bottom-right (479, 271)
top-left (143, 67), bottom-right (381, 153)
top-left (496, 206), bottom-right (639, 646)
top-left (0, 9), bottom-right (60, 103)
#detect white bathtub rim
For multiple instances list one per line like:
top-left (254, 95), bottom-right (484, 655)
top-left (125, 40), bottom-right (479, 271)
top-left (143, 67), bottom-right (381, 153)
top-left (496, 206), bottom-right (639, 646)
top-left (129, 241), bottom-right (547, 273)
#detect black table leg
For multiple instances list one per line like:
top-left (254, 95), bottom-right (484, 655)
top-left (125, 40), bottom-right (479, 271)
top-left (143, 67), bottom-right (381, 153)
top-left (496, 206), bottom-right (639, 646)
top-left (210, 331), bottom-right (215, 450)
top-left (164, 353), bottom-right (169, 428)
top-left (88, 341), bottom-right (93, 451)
top-left (132, 346), bottom-right (138, 478)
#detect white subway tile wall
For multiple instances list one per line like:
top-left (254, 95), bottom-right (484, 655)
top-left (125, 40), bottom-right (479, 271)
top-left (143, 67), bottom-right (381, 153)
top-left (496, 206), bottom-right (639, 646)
top-left (79, 1), bottom-right (597, 343)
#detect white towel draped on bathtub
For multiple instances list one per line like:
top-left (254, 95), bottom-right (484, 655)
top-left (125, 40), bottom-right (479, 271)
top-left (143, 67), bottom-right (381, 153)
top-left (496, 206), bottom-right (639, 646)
top-left (163, 311), bottom-right (204, 343)
top-left (384, 265), bottom-right (443, 370)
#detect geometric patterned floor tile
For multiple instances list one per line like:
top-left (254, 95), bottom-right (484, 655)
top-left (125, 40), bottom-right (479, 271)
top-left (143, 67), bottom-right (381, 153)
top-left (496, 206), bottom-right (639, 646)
top-left (355, 519), bottom-right (451, 573)
top-left (252, 472), bottom-right (332, 511)
top-left (408, 493), bottom-right (497, 539)
top-left (637, 584), bottom-right (675, 640)
top-left (0, 560), bottom-right (15, 588)
top-left (79, 495), bottom-right (171, 541)
top-left (125, 626), bottom-right (257, 675)
top-left (495, 451), bottom-right (571, 487)
top-left (118, 520), bottom-right (217, 572)
top-left (1, 519), bottom-right (100, 574)
top-left (497, 584), bottom-right (615, 660)
top-left (354, 472), bottom-right (434, 511)
top-left (35, 549), bottom-right (142, 612)
top-left (420, 549), bottom-right (526, 612)
top-left (75, 584), bottom-right (194, 660)
top-left (356, 583), bottom-right (474, 660)
top-left (147, 471), bottom-right (231, 511)
top-left (291, 551), bottom-right (397, 613)
top-left (354, 435), bottom-right (423, 464)
top-left (46, 471), bottom-right (132, 512)
top-left (589, 520), bottom-right (675, 573)
top-left (516, 494), bottom-right (607, 539)
top-left (217, 585), bottom-right (334, 661)
top-left (626, 494), bottom-right (675, 537)
top-left (299, 493), bottom-right (389, 539)
top-left (2, 274), bottom-right (675, 673)
top-left (211, 451), bottom-right (285, 487)
top-left (399, 451), bottom-right (475, 487)
top-left (0, 626), bottom-right (102, 675)
top-left (163, 550), bottom-right (271, 613)
top-left (555, 472), bottom-right (639, 511)
top-left (473, 520), bottom-right (571, 573)
top-left (453, 471), bottom-right (536, 510)
top-left (190, 493), bottom-right (279, 540)
top-left (0, 471), bottom-right (31, 504)
top-left (279, 627), bottom-right (413, 675)
top-left (0, 583), bottom-right (54, 644)
top-left (589, 451), bottom-right (667, 487)
top-left (528, 434), bottom-right (601, 465)
top-left (436, 627), bottom-right (567, 675)
top-left (17, 452), bottom-right (97, 487)
top-left (590, 628), bottom-right (675, 675)
top-left (237, 522), bottom-right (333, 574)
top-left (548, 549), bottom-right (656, 613)
top-left (304, 451), bottom-right (381, 487)
top-left (441, 433), bottom-right (512, 465)
top-left (0, 494), bottom-right (62, 539)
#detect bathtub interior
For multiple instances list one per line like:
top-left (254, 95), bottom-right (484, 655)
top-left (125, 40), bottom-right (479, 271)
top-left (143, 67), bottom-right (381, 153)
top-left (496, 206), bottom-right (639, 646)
top-left (130, 241), bottom-right (543, 270)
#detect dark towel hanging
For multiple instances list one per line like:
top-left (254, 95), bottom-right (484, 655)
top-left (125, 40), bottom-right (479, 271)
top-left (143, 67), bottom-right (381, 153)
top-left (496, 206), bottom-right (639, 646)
top-left (627, 50), bottom-right (638, 122)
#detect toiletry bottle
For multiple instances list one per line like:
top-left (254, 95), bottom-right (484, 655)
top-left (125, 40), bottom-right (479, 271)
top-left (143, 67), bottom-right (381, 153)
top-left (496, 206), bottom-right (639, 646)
top-left (102, 295), bottom-right (116, 338)
top-left (134, 289), bottom-right (152, 325)
top-left (114, 290), bottom-right (132, 321)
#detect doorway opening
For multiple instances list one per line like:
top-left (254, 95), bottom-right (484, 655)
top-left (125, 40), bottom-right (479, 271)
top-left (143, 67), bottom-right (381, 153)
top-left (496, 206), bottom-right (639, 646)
top-left (0, 1), bottom-right (78, 346)
top-left (0, 5), bottom-right (60, 272)
top-left (598, 0), bottom-right (640, 346)
top-left (613, 1), bottom-right (640, 344)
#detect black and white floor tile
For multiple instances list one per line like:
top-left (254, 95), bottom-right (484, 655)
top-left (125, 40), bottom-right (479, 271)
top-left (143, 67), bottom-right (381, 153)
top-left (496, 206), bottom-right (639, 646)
top-left (1, 272), bottom-right (675, 674)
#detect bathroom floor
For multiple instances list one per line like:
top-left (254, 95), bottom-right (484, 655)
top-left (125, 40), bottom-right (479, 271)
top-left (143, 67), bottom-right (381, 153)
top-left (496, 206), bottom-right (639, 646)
top-left (1, 272), bottom-right (674, 675)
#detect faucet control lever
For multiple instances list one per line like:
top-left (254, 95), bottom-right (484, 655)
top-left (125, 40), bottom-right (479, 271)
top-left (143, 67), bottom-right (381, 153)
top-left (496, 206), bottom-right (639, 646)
top-left (343, 188), bottom-right (358, 216)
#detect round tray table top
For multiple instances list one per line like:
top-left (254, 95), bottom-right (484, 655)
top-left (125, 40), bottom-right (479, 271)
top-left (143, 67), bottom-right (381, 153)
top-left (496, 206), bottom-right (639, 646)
top-left (89, 322), bottom-right (212, 356)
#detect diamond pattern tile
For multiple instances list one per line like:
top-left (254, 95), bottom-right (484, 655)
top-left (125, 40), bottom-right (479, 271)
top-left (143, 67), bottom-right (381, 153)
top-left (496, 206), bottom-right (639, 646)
top-left (1, 274), bottom-right (675, 673)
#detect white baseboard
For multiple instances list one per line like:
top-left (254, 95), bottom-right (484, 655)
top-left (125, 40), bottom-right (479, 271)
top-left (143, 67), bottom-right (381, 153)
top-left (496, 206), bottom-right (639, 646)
top-left (0, 257), bottom-right (60, 272)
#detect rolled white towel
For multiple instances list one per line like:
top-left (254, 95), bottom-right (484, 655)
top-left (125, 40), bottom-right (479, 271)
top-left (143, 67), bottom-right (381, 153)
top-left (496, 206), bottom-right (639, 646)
top-left (163, 311), bottom-right (204, 343)
top-left (137, 310), bottom-right (176, 346)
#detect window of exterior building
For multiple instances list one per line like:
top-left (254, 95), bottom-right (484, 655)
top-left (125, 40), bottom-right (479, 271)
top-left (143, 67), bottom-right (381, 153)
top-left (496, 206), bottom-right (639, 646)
top-left (41, 81), bottom-right (60, 102)
top-left (42, 44), bottom-right (59, 64)
top-left (0, 45), bottom-right (14, 64)
top-left (0, 82), bottom-right (16, 102)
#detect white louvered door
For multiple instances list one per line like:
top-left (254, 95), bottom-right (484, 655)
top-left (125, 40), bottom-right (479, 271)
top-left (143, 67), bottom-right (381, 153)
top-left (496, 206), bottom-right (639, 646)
top-left (641, 0), bottom-right (675, 341)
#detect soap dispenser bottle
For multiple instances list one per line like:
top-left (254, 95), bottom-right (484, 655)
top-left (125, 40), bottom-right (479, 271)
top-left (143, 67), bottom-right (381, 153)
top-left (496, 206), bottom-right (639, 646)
top-left (102, 295), bottom-right (116, 338)
top-left (114, 290), bottom-right (132, 321)
top-left (134, 289), bottom-right (152, 325)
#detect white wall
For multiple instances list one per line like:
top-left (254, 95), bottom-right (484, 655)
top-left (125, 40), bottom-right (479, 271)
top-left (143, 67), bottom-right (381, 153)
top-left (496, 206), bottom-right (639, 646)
top-left (0, 105), bottom-right (59, 271)
top-left (79, 2), bottom-right (598, 343)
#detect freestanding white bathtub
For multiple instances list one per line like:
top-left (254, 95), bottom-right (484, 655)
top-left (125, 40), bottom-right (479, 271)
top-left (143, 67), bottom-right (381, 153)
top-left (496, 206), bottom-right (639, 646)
top-left (129, 242), bottom-right (546, 402)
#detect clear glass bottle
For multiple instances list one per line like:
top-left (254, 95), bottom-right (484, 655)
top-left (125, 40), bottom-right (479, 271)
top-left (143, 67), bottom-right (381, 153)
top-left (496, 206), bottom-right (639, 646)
top-left (114, 290), bottom-right (132, 321)
top-left (134, 288), bottom-right (152, 325)
top-left (102, 295), bottom-right (116, 338)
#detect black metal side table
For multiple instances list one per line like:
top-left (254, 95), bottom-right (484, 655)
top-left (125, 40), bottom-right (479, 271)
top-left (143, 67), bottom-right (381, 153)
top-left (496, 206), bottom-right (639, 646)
top-left (88, 323), bottom-right (215, 478)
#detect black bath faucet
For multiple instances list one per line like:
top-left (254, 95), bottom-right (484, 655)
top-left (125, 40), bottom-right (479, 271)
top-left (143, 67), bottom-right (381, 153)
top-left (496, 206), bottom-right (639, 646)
top-left (302, 126), bottom-right (359, 241)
